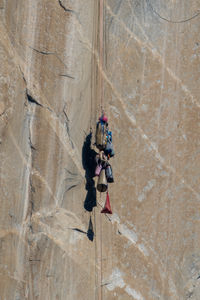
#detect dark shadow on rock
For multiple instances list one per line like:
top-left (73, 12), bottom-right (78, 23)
top-left (87, 216), bottom-right (94, 242)
top-left (82, 132), bottom-right (98, 212)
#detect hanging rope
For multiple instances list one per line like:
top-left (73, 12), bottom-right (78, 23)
top-left (100, 193), bottom-right (103, 300)
top-left (99, 0), bottom-right (104, 114)
top-left (99, 2), bottom-right (104, 300)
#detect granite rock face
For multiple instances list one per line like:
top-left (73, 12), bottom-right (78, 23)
top-left (0, 0), bottom-right (200, 299)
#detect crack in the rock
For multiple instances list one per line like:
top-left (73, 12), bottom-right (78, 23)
top-left (63, 106), bottom-right (74, 149)
top-left (30, 143), bottom-right (36, 151)
top-left (101, 282), bottom-right (111, 287)
top-left (27, 101), bottom-right (36, 233)
top-left (29, 46), bottom-right (54, 56)
top-left (57, 0), bottom-right (82, 25)
top-left (69, 228), bottom-right (87, 234)
top-left (146, 0), bottom-right (200, 24)
top-left (59, 74), bottom-right (75, 79)
top-left (58, 0), bottom-right (74, 13)
top-left (29, 259), bottom-right (41, 262)
top-left (65, 184), bottom-right (78, 192)
top-left (63, 106), bottom-right (69, 122)
top-left (19, 65), bottom-right (27, 85)
top-left (30, 177), bottom-right (35, 194)
top-left (26, 89), bottom-right (42, 107)
top-left (26, 89), bottom-right (53, 113)
top-left (29, 132), bottom-right (36, 152)
top-left (29, 46), bottom-right (69, 70)
top-left (29, 223), bottom-right (33, 234)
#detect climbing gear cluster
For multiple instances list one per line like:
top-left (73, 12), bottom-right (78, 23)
top-left (95, 112), bottom-right (115, 214)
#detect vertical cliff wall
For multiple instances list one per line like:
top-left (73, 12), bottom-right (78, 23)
top-left (0, 1), bottom-right (200, 299)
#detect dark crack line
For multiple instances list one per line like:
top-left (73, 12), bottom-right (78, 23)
top-left (63, 106), bottom-right (70, 122)
top-left (29, 46), bottom-right (54, 56)
top-left (29, 46), bottom-right (68, 69)
top-left (57, 0), bottom-right (82, 25)
top-left (101, 282), bottom-right (111, 287)
top-left (19, 65), bottom-right (27, 85)
top-left (30, 144), bottom-right (36, 151)
top-left (29, 135), bottom-right (36, 151)
top-left (65, 184), bottom-right (78, 192)
top-left (68, 228), bottom-right (87, 234)
top-left (28, 113), bottom-right (35, 222)
top-left (29, 124), bottom-right (36, 152)
top-left (146, 0), bottom-right (200, 23)
top-left (26, 89), bottom-right (42, 107)
top-left (63, 107), bottom-right (74, 149)
top-left (58, 0), bottom-right (74, 13)
top-left (29, 259), bottom-right (41, 262)
top-left (26, 89), bottom-right (53, 113)
top-left (59, 74), bottom-right (75, 79)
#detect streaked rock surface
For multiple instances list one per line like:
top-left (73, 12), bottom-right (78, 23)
top-left (0, 0), bottom-right (200, 299)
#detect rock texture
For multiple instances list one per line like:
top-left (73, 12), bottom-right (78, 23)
top-left (0, 0), bottom-right (200, 299)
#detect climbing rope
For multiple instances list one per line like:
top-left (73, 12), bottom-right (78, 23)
top-left (99, 0), bottom-right (104, 114)
top-left (99, 1), bottom-right (104, 299)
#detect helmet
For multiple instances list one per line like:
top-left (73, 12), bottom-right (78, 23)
top-left (99, 113), bottom-right (108, 123)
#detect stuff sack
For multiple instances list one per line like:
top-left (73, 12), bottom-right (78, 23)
top-left (95, 164), bottom-right (102, 176)
top-left (97, 169), bottom-right (108, 192)
top-left (104, 141), bottom-right (115, 157)
top-left (105, 165), bottom-right (114, 183)
top-left (101, 191), bottom-right (112, 214)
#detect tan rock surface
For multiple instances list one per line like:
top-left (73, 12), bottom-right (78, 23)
top-left (0, 0), bottom-right (200, 299)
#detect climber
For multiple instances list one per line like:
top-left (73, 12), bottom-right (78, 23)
top-left (95, 113), bottom-right (114, 154)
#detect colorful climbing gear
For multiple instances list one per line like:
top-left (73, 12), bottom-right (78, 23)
top-left (95, 164), bottom-right (102, 176)
top-left (105, 165), bottom-right (114, 183)
top-left (95, 112), bottom-right (115, 213)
